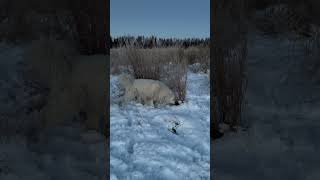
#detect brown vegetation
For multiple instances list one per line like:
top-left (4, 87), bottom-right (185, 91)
top-left (212, 0), bottom-right (248, 135)
top-left (111, 46), bottom-right (209, 102)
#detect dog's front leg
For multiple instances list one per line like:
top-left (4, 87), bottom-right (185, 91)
top-left (120, 88), bottom-right (137, 106)
top-left (143, 96), bottom-right (154, 107)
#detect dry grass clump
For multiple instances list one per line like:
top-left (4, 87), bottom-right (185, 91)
top-left (110, 48), bottom-right (132, 75)
top-left (184, 46), bottom-right (210, 72)
top-left (212, 41), bottom-right (248, 130)
top-left (125, 46), bottom-right (161, 80)
top-left (301, 26), bottom-right (320, 82)
top-left (212, 0), bottom-right (248, 133)
top-left (111, 46), bottom-right (209, 74)
top-left (161, 48), bottom-right (188, 102)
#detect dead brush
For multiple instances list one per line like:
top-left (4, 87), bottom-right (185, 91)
top-left (184, 47), bottom-right (199, 65)
top-left (224, 40), bottom-right (248, 129)
top-left (301, 25), bottom-right (320, 82)
top-left (213, 40), bottom-right (248, 131)
top-left (110, 48), bottom-right (131, 75)
top-left (162, 47), bottom-right (188, 102)
top-left (184, 46), bottom-right (210, 73)
top-left (212, 0), bottom-right (248, 132)
top-left (125, 45), bottom-right (161, 80)
top-left (198, 46), bottom-right (210, 71)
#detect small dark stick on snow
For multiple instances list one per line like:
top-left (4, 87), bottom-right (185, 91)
top-left (171, 127), bottom-right (178, 135)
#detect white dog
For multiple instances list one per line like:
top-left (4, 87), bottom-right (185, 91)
top-left (119, 73), bottom-right (178, 106)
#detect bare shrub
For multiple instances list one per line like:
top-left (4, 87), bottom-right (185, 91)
top-left (125, 46), bottom-right (161, 80)
top-left (110, 48), bottom-right (131, 75)
top-left (198, 46), bottom-right (210, 71)
top-left (300, 25), bottom-right (320, 82)
top-left (161, 47), bottom-right (188, 102)
top-left (220, 41), bottom-right (248, 129)
top-left (212, 42), bottom-right (248, 131)
top-left (212, 0), bottom-right (248, 132)
top-left (184, 47), bottom-right (199, 64)
top-left (184, 46), bottom-right (210, 73)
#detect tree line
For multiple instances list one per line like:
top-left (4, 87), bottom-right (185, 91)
top-left (110, 35), bottom-right (210, 49)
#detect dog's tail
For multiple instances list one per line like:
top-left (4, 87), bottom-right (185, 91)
top-left (119, 73), bottom-right (134, 89)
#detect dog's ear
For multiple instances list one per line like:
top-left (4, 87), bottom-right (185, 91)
top-left (150, 83), bottom-right (160, 91)
top-left (119, 73), bottom-right (134, 88)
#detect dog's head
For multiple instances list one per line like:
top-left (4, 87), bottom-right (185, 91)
top-left (119, 73), bottom-right (134, 90)
top-left (167, 95), bottom-right (180, 106)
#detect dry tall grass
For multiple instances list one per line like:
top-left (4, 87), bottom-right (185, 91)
top-left (126, 46), bottom-right (161, 80)
top-left (213, 41), bottom-right (248, 129)
top-left (162, 48), bottom-right (188, 102)
top-left (301, 25), bottom-right (320, 82)
top-left (185, 46), bottom-right (210, 73)
top-left (185, 47), bottom-right (209, 64)
top-left (110, 48), bottom-right (130, 74)
top-left (212, 0), bottom-right (248, 132)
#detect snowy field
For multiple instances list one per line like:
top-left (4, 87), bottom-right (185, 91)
top-left (2, 30), bottom-right (320, 179)
top-left (110, 72), bottom-right (210, 179)
top-left (0, 42), bottom-right (107, 180)
top-left (212, 32), bottom-right (320, 179)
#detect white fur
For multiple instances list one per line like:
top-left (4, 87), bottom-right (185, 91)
top-left (119, 74), bottom-right (176, 106)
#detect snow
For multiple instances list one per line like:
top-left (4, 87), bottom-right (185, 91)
top-left (2, 29), bottom-right (319, 179)
top-left (212, 31), bottom-right (320, 179)
top-left (110, 72), bottom-right (210, 179)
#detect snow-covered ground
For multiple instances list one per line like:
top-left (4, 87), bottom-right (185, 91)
top-left (110, 72), bottom-right (210, 179)
top-left (212, 32), bottom-right (320, 180)
top-left (0, 42), bottom-right (107, 180)
top-left (2, 30), bottom-right (319, 180)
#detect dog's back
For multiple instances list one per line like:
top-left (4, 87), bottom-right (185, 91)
top-left (118, 73), bottom-right (177, 106)
top-left (133, 79), bottom-right (176, 105)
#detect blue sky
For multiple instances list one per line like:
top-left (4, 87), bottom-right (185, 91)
top-left (111, 0), bottom-right (210, 38)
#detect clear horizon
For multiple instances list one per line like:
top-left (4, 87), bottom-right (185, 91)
top-left (111, 0), bottom-right (210, 39)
